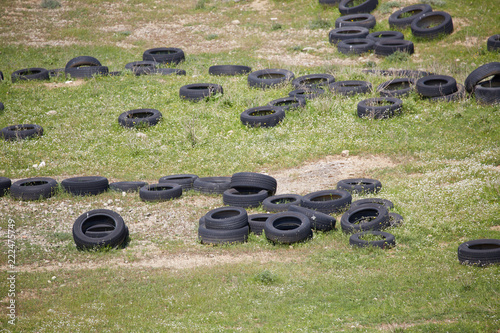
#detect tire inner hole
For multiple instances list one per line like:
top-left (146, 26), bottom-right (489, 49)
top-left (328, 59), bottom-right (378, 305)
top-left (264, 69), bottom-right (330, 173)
top-left (13, 126), bottom-right (35, 131)
top-left (250, 110), bottom-right (276, 116)
top-left (424, 79), bottom-right (448, 86)
top-left (469, 244), bottom-right (500, 250)
top-left (273, 217), bottom-right (301, 230)
top-left (349, 209), bottom-right (379, 224)
top-left (150, 186), bottom-right (174, 191)
top-left (367, 100), bottom-right (394, 106)
top-left (20, 181), bottom-right (48, 187)
top-left (212, 210), bottom-right (241, 219)
top-left (18, 70), bottom-right (42, 75)
top-left (310, 194), bottom-right (341, 202)
top-left (385, 82), bottom-right (410, 90)
top-left (417, 16), bottom-right (445, 29)
top-left (270, 198), bottom-right (297, 204)
top-left (398, 9), bottom-right (422, 19)
top-left (82, 215), bottom-right (116, 237)
top-left (258, 74), bottom-right (285, 79)
top-left (151, 50), bottom-right (176, 54)
top-left (302, 78), bottom-right (327, 85)
top-left (128, 112), bottom-right (154, 119)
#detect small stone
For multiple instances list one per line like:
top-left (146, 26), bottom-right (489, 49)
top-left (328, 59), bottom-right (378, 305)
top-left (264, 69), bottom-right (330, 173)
top-left (341, 150), bottom-right (349, 157)
top-left (271, 17), bottom-right (278, 21)
top-left (122, 192), bottom-right (127, 197)
top-left (231, 20), bottom-right (240, 25)
top-left (116, 207), bottom-right (123, 212)
top-left (302, 47), bottom-right (315, 52)
top-left (51, 276), bottom-right (56, 280)
top-left (46, 110), bottom-right (57, 116)
top-left (136, 132), bottom-right (147, 139)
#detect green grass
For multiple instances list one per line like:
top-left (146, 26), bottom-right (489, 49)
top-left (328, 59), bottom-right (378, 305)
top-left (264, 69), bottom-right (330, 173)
top-left (0, 0), bottom-right (499, 331)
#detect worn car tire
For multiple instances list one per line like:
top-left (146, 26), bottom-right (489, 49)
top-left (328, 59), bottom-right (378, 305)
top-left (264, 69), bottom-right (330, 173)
top-left (65, 56), bottom-right (102, 68)
top-left (339, 0), bottom-right (378, 15)
top-left (337, 178), bottom-right (382, 194)
top-left (337, 38), bottom-right (375, 55)
top-left (262, 194), bottom-right (302, 213)
top-left (357, 97), bottom-right (403, 119)
top-left (351, 198), bottom-right (394, 210)
top-left (118, 108), bottom-right (162, 128)
top-left (475, 79), bottom-right (500, 105)
top-left (340, 204), bottom-right (390, 233)
top-left (248, 213), bottom-right (272, 235)
top-left (264, 211), bottom-right (312, 244)
top-left (0, 177), bottom-right (11, 196)
top-left (464, 62), bottom-right (500, 93)
top-left (329, 27), bottom-right (370, 44)
top-left (223, 188), bottom-right (269, 208)
top-left (457, 239), bottom-right (500, 266)
top-left (65, 66), bottom-right (109, 78)
top-left (143, 47), bottom-right (185, 64)
top-left (367, 31), bottom-right (404, 41)
top-left (374, 39), bottom-right (414, 56)
top-left (179, 83), bottom-right (223, 101)
top-left (209, 65), bottom-right (252, 76)
top-left (198, 223), bottom-right (249, 245)
top-left (331, 80), bottom-right (372, 95)
top-left (62, 176), bottom-right (109, 196)
top-left (411, 11), bottom-right (453, 39)
top-left (193, 176), bottom-right (231, 194)
top-left (388, 4), bottom-right (433, 29)
top-left (11, 68), bottom-right (50, 83)
top-left (124, 61), bottom-right (157, 75)
top-left (109, 181), bottom-right (148, 192)
top-left (388, 213), bottom-right (404, 227)
top-left (240, 106), bottom-right (285, 128)
top-left (487, 35), bottom-right (500, 52)
top-left (416, 75), bottom-right (457, 97)
top-left (1, 124), bottom-right (43, 141)
top-left (159, 174), bottom-right (198, 190)
top-left (72, 209), bottom-right (128, 250)
top-left (301, 189), bottom-right (352, 214)
top-left (427, 83), bottom-right (467, 102)
top-left (292, 74), bottom-right (335, 89)
top-left (248, 69), bottom-right (295, 89)
top-left (349, 231), bottom-right (396, 248)
top-left (335, 13), bottom-right (376, 29)
top-left (139, 183), bottom-right (182, 202)
top-left (204, 206), bottom-right (248, 230)
top-left (377, 78), bottom-right (415, 97)
top-left (10, 177), bottom-right (58, 201)
top-left (268, 96), bottom-right (306, 111)
top-left (230, 172), bottom-right (277, 196)
top-left (288, 205), bottom-right (336, 231)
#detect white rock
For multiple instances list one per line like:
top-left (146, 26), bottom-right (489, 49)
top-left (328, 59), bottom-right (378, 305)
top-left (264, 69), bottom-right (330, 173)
top-left (231, 20), bottom-right (240, 25)
top-left (46, 110), bottom-right (57, 116)
top-left (136, 133), bottom-right (147, 139)
top-left (302, 47), bottom-right (315, 52)
top-left (341, 150), bottom-right (349, 157)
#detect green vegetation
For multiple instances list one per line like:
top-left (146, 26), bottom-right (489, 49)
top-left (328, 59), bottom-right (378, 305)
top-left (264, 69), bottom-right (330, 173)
top-left (0, 0), bottom-right (499, 331)
top-left (40, 0), bottom-right (61, 9)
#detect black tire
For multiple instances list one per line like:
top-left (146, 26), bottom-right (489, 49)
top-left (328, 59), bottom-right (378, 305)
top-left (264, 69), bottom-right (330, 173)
top-left (159, 174), bottom-right (198, 190)
top-left (1, 124), bottom-right (43, 141)
top-left (247, 69), bottom-right (295, 89)
top-left (335, 13), bottom-right (376, 29)
top-left (289, 88), bottom-right (325, 100)
top-left (339, 0), bottom-right (378, 15)
top-left (264, 211), bottom-right (312, 244)
top-left (340, 204), bottom-right (390, 234)
top-left (10, 177), bottom-right (58, 201)
top-left (268, 96), bottom-right (306, 111)
top-left (487, 35), bottom-right (500, 52)
top-left (329, 27), bottom-right (370, 45)
top-left (427, 83), bottom-right (467, 102)
top-left (0, 102), bottom-right (3, 111)
top-left (464, 62), bottom-right (500, 93)
top-left (337, 178), bottom-right (382, 194)
top-left (0, 70), bottom-right (3, 80)
top-left (11, 68), bottom-right (50, 83)
top-left (301, 189), bottom-right (352, 214)
top-left (0, 177), bottom-right (11, 196)
top-left (475, 80), bottom-right (500, 105)
top-left (118, 108), bottom-right (162, 128)
top-left (248, 213), bottom-right (272, 235)
top-left (351, 198), bottom-right (394, 210)
top-left (139, 183), bottom-right (182, 202)
top-left (262, 194), bottom-right (302, 213)
top-left (143, 47), bottom-right (185, 65)
top-left (331, 80), bottom-right (372, 95)
top-left (230, 172), bottom-right (277, 196)
top-left (388, 213), bottom-right (404, 227)
top-left (388, 4), bottom-right (433, 29)
top-left (367, 31), bottom-right (404, 41)
top-left (288, 205), bottom-right (336, 231)
top-left (124, 61), bottom-right (157, 75)
top-left (179, 83), bottom-right (223, 101)
top-left (72, 209), bottom-right (128, 250)
top-left (337, 38), bottom-right (375, 55)
top-left (198, 223), bottom-right (249, 245)
top-left (151, 68), bottom-right (186, 76)
top-left (240, 106), bottom-right (286, 128)
top-left (223, 188), bottom-right (268, 208)
top-left (411, 11), bottom-right (453, 39)
top-left (291, 74), bottom-right (335, 89)
top-left (65, 56), bottom-right (102, 69)
top-left (349, 231), bottom-right (395, 248)
top-left (374, 39), bottom-right (414, 56)
top-left (209, 65), bottom-right (252, 76)
top-left (193, 176), bottom-right (231, 194)
top-left (61, 176), bottom-right (109, 196)
top-left (204, 206), bottom-right (248, 230)
top-left (457, 239), bottom-right (500, 266)
top-left (363, 69), bottom-right (432, 78)
top-left (377, 78), bottom-right (415, 97)
top-left (357, 97), bottom-right (403, 119)
top-left (416, 75), bottom-right (457, 97)
top-left (65, 66), bottom-right (109, 79)
top-left (109, 181), bottom-right (148, 192)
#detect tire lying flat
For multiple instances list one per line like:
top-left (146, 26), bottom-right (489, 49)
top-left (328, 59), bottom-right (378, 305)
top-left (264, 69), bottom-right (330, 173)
top-left (457, 239), bottom-right (500, 266)
top-left (61, 176), bottom-right (109, 196)
top-left (1, 124), bottom-right (43, 141)
top-left (73, 209), bottom-right (128, 250)
top-left (10, 177), bottom-right (58, 201)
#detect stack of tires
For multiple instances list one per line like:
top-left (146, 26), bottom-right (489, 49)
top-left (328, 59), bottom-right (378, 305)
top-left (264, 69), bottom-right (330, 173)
top-left (464, 62), bottom-right (500, 105)
top-left (198, 206), bottom-right (250, 245)
top-left (73, 209), bottom-right (129, 250)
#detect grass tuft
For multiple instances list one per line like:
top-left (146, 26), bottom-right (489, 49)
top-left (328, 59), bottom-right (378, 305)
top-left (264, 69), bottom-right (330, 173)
top-left (253, 270), bottom-right (280, 284)
top-left (41, 0), bottom-right (61, 9)
top-left (309, 17), bottom-right (332, 30)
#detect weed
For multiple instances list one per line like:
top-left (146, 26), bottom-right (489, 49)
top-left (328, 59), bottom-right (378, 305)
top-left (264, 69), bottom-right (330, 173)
top-left (253, 270), bottom-right (280, 284)
top-left (41, 0), bottom-right (61, 9)
top-left (385, 50), bottom-right (411, 63)
top-left (206, 33), bottom-right (218, 40)
top-left (271, 23), bottom-right (283, 31)
top-left (309, 17), bottom-right (332, 30)
top-left (195, 0), bottom-right (207, 9)
top-left (422, 0), bottom-right (446, 6)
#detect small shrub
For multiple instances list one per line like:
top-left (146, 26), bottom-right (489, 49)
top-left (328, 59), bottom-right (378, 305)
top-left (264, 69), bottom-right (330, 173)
top-left (254, 270), bottom-right (279, 285)
top-left (41, 0), bottom-right (61, 9)
top-left (385, 51), bottom-right (411, 63)
top-left (195, 0), bottom-right (206, 10)
top-left (271, 23), bottom-right (283, 31)
top-left (309, 17), bottom-right (332, 30)
top-left (206, 34), bottom-right (218, 41)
